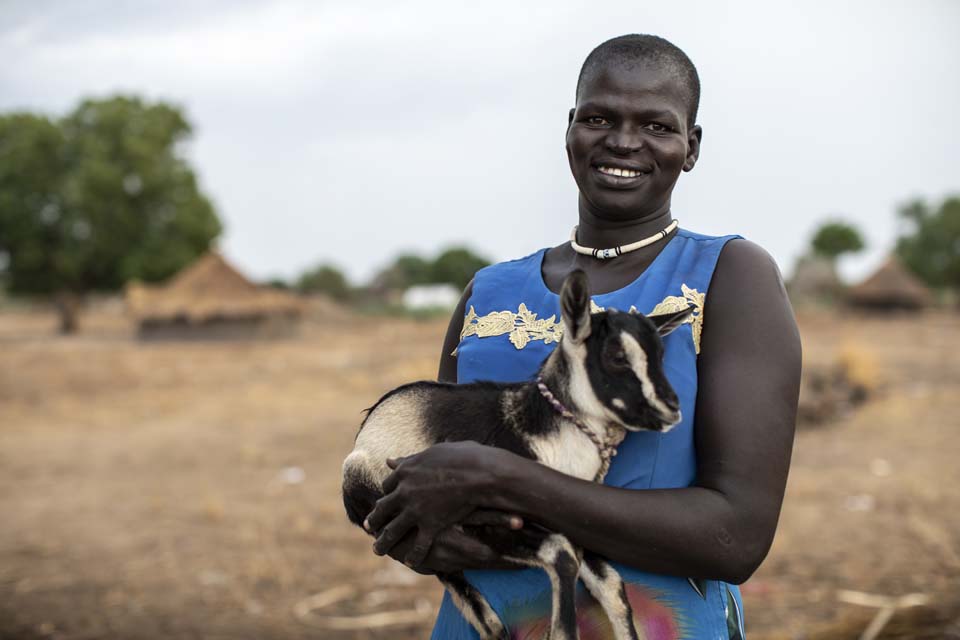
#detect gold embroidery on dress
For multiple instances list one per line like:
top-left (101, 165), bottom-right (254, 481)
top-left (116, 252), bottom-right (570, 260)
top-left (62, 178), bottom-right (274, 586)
top-left (456, 285), bottom-right (705, 354)
top-left (459, 303), bottom-right (562, 351)
top-left (649, 284), bottom-right (706, 354)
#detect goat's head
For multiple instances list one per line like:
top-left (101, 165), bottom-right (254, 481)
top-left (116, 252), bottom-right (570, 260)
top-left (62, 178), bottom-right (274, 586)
top-left (553, 269), bottom-right (693, 433)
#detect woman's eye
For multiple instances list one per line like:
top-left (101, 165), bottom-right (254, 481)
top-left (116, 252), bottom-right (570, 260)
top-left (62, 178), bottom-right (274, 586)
top-left (644, 122), bottom-right (671, 133)
top-left (585, 116), bottom-right (610, 126)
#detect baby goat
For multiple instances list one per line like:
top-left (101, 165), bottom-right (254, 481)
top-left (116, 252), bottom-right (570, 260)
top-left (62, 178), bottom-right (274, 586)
top-left (342, 270), bottom-right (692, 640)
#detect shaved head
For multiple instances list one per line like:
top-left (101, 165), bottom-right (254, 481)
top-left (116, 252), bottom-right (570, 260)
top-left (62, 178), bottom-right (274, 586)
top-left (576, 34), bottom-right (701, 128)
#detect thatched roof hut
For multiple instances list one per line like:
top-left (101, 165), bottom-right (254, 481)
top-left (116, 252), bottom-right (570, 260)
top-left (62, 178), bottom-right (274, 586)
top-left (126, 252), bottom-right (303, 339)
top-left (847, 256), bottom-right (934, 310)
top-left (787, 254), bottom-right (843, 306)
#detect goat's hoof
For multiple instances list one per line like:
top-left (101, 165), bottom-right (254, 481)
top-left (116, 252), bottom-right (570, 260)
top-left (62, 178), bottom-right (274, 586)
top-left (480, 625), bottom-right (509, 640)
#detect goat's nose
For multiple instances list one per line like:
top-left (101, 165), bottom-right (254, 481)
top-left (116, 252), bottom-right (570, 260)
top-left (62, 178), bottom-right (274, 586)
top-left (663, 394), bottom-right (680, 413)
top-left (660, 398), bottom-right (681, 425)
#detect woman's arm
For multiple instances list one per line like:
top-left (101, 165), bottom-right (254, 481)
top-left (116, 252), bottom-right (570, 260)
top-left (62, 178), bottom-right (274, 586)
top-left (437, 279), bottom-right (472, 383)
top-left (369, 240), bottom-right (801, 582)
top-left (378, 280), bottom-right (528, 574)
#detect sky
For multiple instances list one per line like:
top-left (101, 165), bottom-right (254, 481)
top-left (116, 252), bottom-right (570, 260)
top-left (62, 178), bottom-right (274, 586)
top-left (2, 0), bottom-right (958, 285)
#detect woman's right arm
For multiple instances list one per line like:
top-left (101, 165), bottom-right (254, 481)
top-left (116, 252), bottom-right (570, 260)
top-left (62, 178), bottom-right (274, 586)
top-left (381, 279), bottom-right (523, 574)
top-left (437, 279), bottom-right (472, 383)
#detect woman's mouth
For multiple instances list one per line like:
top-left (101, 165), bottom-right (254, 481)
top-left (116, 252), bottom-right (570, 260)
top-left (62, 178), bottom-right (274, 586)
top-left (592, 164), bottom-right (651, 186)
top-left (596, 165), bottom-right (647, 178)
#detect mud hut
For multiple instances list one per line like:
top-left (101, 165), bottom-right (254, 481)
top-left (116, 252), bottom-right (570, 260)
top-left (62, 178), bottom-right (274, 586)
top-left (126, 252), bottom-right (303, 339)
top-left (787, 254), bottom-right (843, 306)
top-left (846, 256), bottom-right (934, 310)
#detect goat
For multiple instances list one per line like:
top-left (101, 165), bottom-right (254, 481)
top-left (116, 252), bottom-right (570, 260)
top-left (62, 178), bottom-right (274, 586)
top-left (342, 270), bottom-right (693, 640)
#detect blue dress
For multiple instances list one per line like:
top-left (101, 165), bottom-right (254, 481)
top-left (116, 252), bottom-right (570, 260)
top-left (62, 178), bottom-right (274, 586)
top-left (432, 228), bottom-right (746, 640)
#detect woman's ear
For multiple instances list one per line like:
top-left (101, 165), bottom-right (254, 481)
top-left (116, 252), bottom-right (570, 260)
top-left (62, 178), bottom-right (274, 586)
top-left (683, 125), bottom-right (702, 172)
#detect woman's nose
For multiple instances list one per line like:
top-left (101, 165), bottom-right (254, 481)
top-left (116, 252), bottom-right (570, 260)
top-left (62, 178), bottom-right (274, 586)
top-left (605, 128), bottom-right (643, 154)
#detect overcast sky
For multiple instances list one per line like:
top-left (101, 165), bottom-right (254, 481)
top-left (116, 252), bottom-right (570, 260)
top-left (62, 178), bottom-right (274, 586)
top-left (2, 0), bottom-right (958, 284)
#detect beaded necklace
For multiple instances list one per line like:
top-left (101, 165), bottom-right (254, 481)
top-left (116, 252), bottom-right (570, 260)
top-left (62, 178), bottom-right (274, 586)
top-left (535, 376), bottom-right (623, 481)
top-left (570, 219), bottom-right (678, 260)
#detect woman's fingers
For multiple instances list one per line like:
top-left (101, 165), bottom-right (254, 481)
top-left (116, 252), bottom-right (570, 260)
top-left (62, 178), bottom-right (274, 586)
top-left (381, 453), bottom-right (414, 495)
top-left (381, 467), bottom-right (401, 496)
top-left (437, 528), bottom-right (496, 558)
top-left (461, 509), bottom-right (523, 529)
top-left (372, 511), bottom-right (416, 556)
top-left (423, 528), bottom-right (510, 572)
top-left (364, 491), bottom-right (401, 534)
top-left (404, 528), bottom-right (437, 568)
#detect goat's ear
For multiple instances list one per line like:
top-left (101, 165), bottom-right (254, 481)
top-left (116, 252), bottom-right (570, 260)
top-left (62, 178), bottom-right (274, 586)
top-left (648, 305), bottom-right (694, 337)
top-left (560, 269), bottom-right (592, 344)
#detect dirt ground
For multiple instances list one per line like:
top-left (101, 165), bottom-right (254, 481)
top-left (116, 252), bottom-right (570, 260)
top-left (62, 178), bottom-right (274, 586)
top-left (0, 304), bottom-right (957, 639)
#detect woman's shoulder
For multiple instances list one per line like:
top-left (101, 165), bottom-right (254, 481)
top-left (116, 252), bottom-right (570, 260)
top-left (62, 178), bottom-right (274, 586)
top-left (470, 248), bottom-right (549, 295)
top-left (477, 247), bottom-right (549, 274)
top-left (675, 228), bottom-right (778, 261)
top-left (676, 227), bottom-right (743, 245)
top-left (708, 236), bottom-right (780, 278)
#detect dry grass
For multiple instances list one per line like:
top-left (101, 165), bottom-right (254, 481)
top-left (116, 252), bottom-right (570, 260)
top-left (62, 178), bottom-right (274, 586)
top-left (0, 306), bottom-right (958, 639)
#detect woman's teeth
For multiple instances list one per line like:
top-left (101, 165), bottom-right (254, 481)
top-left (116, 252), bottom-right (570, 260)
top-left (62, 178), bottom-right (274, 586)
top-left (597, 166), bottom-right (645, 178)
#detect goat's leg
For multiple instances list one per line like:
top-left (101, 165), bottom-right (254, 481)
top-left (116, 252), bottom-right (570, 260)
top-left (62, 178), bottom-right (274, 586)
top-left (515, 533), bottom-right (581, 640)
top-left (579, 553), bottom-right (639, 640)
top-left (438, 571), bottom-right (508, 640)
top-left (462, 526), bottom-right (582, 640)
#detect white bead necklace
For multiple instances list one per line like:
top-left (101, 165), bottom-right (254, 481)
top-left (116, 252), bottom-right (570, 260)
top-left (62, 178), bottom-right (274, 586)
top-left (569, 220), bottom-right (679, 260)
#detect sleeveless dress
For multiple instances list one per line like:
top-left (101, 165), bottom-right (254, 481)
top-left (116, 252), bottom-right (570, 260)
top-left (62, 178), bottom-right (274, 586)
top-left (432, 228), bottom-right (746, 640)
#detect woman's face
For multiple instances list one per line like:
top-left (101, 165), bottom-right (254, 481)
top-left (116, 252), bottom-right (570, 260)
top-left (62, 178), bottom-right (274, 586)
top-left (565, 63), bottom-right (701, 222)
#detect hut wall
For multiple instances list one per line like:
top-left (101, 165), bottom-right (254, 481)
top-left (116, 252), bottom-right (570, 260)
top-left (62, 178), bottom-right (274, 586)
top-left (138, 314), bottom-right (299, 341)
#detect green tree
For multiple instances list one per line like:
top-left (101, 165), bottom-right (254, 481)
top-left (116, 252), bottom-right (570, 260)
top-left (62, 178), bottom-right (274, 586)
top-left (0, 96), bottom-right (222, 332)
top-left (369, 247), bottom-right (490, 293)
top-left (263, 277), bottom-right (292, 291)
top-left (430, 247), bottom-right (490, 290)
top-left (371, 253), bottom-right (434, 291)
top-left (297, 264), bottom-right (351, 301)
top-left (896, 196), bottom-right (960, 291)
top-left (810, 221), bottom-right (865, 260)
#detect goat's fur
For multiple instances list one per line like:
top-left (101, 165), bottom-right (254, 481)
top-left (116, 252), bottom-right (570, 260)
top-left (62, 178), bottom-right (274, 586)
top-left (342, 270), bottom-right (692, 640)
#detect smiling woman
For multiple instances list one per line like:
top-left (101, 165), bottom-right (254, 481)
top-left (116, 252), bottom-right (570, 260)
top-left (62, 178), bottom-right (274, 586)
top-left (361, 34), bottom-right (801, 640)
top-left (565, 62), bottom-right (699, 226)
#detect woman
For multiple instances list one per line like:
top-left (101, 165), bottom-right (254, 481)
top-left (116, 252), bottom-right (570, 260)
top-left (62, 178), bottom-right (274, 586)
top-left (364, 34), bottom-right (801, 639)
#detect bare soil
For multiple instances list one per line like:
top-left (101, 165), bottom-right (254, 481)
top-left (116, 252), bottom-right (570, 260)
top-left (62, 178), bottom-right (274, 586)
top-left (0, 306), bottom-right (957, 639)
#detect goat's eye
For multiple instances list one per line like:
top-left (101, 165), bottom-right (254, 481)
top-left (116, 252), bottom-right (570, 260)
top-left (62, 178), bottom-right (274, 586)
top-left (610, 352), bottom-right (629, 368)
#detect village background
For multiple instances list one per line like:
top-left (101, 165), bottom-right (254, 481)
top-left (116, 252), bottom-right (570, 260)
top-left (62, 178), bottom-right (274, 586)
top-left (2, 2), bottom-right (959, 639)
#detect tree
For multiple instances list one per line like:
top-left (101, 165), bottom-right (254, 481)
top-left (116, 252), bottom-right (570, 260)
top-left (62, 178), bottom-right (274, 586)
top-left (430, 247), bottom-right (490, 290)
top-left (810, 221), bottom-right (865, 260)
top-left (371, 254), bottom-right (434, 291)
top-left (0, 96), bottom-right (222, 332)
top-left (297, 264), bottom-right (351, 301)
top-left (263, 277), bottom-right (292, 291)
top-left (369, 247), bottom-right (490, 293)
top-left (896, 196), bottom-right (960, 292)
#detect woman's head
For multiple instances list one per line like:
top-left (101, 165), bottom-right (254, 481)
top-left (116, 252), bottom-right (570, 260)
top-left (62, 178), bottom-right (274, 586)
top-left (577, 35), bottom-right (700, 128)
top-left (566, 35), bottom-right (702, 223)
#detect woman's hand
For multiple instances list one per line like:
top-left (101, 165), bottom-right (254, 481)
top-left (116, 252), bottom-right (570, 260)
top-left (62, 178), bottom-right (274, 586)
top-left (364, 441), bottom-right (515, 567)
top-left (383, 510), bottom-right (524, 574)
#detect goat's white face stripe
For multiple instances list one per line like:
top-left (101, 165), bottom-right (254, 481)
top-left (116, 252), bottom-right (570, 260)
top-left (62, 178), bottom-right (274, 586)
top-left (620, 331), bottom-right (673, 418)
top-left (562, 339), bottom-right (617, 433)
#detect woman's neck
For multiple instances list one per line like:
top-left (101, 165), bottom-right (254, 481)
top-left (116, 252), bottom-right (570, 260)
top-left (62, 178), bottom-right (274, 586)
top-left (575, 199), bottom-right (674, 249)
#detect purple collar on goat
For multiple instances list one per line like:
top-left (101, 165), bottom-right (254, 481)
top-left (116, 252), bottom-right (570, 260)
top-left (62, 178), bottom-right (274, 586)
top-left (535, 375), bottom-right (621, 481)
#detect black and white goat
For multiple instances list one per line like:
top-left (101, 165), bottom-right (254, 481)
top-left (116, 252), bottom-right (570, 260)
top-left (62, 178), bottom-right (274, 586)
top-left (342, 270), bottom-right (692, 640)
